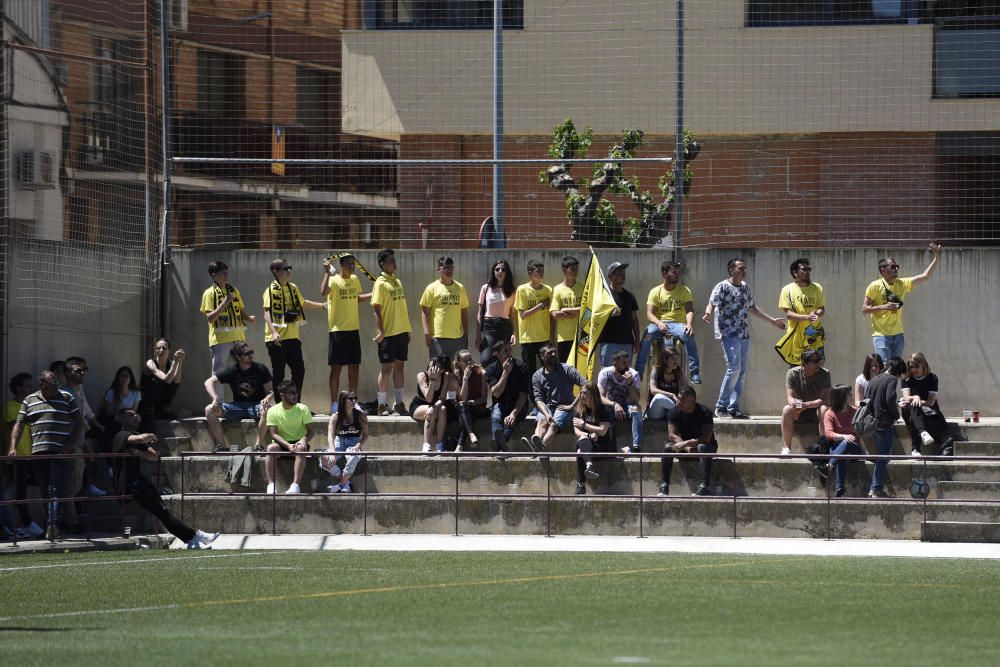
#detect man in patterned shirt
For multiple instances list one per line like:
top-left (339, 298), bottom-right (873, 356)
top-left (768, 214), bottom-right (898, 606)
top-left (702, 258), bottom-right (785, 419)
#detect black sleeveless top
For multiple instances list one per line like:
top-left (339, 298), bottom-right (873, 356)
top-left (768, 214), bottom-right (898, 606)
top-left (336, 413), bottom-right (363, 439)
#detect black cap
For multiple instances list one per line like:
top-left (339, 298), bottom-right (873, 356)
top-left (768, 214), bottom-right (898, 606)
top-left (607, 261), bottom-right (629, 276)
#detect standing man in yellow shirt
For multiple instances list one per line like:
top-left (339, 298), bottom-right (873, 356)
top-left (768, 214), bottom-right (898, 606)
top-left (200, 260), bottom-right (255, 376)
top-left (262, 258), bottom-right (325, 397)
top-left (321, 253), bottom-right (371, 413)
top-left (549, 256), bottom-right (583, 363)
top-left (371, 248), bottom-right (412, 416)
top-left (636, 260), bottom-right (701, 383)
top-left (862, 243), bottom-right (941, 363)
top-left (420, 256), bottom-right (470, 359)
top-left (514, 259), bottom-right (553, 375)
top-left (776, 258), bottom-right (826, 366)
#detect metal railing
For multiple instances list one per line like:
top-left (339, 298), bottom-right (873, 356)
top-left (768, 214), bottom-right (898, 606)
top-left (175, 450), bottom-right (1000, 541)
top-left (0, 452), bottom-right (161, 547)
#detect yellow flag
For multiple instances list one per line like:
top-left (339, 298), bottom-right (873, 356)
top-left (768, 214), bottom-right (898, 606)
top-left (569, 250), bottom-right (617, 381)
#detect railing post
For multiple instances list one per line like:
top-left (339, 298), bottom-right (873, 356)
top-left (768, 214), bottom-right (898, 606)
top-left (638, 453), bottom-right (645, 539)
top-left (179, 452), bottom-right (185, 521)
top-left (922, 455), bottom-right (928, 537)
top-left (362, 452), bottom-right (369, 536)
top-left (454, 451), bottom-right (459, 537)
top-left (10, 460), bottom-right (18, 546)
top-left (271, 453), bottom-right (277, 536)
top-left (731, 455), bottom-right (737, 539)
top-left (545, 452), bottom-right (551, 538)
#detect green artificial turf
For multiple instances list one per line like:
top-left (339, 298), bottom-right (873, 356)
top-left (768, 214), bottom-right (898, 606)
top-left (1, 549), bottom-right (998, 666)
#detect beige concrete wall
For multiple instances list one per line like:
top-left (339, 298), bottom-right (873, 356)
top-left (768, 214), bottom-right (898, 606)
top-left (167, 247), bottom-right (997, 417)
top-left (342, 1), bottom-right (1000, 137)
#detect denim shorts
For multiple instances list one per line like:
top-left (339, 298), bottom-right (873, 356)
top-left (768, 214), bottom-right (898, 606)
top-left (333, 435), bottom-right (361, 452)
top-left (548, 408), bottom-right (574, 432)
top-left (222, 401), bottom-right (262, 421)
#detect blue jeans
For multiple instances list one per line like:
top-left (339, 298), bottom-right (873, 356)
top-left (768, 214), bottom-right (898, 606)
top-left (829, 438), bottom-right (864, 492)
top-left (607, 403), bottom-right (643, 450)
top-left (872, 334), bottom-right (904, 364)
top-left (716, 336), bottom-right (751, 413)
top-left (491, 403), bottom-right (526, 449)
top-left (647, 394), bottom-right (676, 420)
top-left (870, 426), bottom-right (895, 492)
top-left (636, 322), bottom-right (701, 378)
top-left (599, 342), bottom-right (633, 369)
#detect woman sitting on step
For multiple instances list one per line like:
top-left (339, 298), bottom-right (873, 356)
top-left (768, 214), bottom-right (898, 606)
top-left (901, 353), bottom-right (954, 457)
top-left (453, 349), bottom-right (489, 451)
top-left (409, 356), bottom-right (459, 453)
top-left (572, 381), bottom-right (614, 495)
top-left (647, 347), bottom-right (687, 420)
top-left (321, 390), bottom-right (368, 493)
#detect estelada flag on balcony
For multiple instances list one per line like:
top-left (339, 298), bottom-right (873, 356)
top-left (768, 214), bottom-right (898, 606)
top-left (271, 125), bottom-right (285, 176)
top-left (568, 249), bottom-right (617, 381)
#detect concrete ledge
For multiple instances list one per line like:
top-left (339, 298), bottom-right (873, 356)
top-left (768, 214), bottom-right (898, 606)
top-left (0, 533), bottom-right (173, 555)
top-left (953, 441), bottom-right (1000, 457)
top-left (935, 481), bottom-right (1000, 500)
top-left (922, 521), bottom-right (1000, 543)
top-left (164, 494), bottom-right (1000, 541)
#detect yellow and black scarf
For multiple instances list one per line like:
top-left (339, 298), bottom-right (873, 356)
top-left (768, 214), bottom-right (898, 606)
top-left (268, 280), bottom-right (305, 326)
top-left (211, 283), bottom-right (245, 331)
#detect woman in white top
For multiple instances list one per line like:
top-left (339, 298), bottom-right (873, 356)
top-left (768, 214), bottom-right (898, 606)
top-left (102, 366), bottom-right (143, 415)
top-left (474, 259), bottom-right (517, 365)
top-left (854, 353), bottom-right (885, 404)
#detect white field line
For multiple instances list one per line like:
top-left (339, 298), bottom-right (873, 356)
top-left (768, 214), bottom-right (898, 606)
top-left (0, 551), bottom-right (266, 573)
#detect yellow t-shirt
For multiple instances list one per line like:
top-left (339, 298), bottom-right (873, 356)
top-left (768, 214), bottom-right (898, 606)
top-left (371, 272), bottom-right (412, 337)
top-left (327, 273), bottom-right (362, 332)
top-left (865, 276), bottom-right (913, 337)
top-left (265, 402), bottom-right (313, 442)
top-left (200, 285), bottom-right (247, 347)
top-left (514, 282), bottom-right (553, 344)
top-left (419, 279), bottom-right (469, 340)
top-left (778, 282), bottom-right (825, 326)
top-left (262, 282), bottom-right (306, 343)
top-left (647, 284), bottom-right (694, 324)
top-left (6, 398), bottom-right (32, 456)
top-left (550, 281), bottom-right (584, 343)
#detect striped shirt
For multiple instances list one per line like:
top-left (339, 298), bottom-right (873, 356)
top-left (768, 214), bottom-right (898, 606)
top-left (17, 390), bottom-right (80, 454)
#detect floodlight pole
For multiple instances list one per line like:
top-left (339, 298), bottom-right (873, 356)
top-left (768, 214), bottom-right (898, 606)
top-left (673, 0), bottom-right (685, 258)
top-left (492, 0), bottom-right (505, 243)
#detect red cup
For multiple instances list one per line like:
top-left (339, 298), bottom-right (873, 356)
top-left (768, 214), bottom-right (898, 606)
top-left (973, 411), bottom-right (980, 423)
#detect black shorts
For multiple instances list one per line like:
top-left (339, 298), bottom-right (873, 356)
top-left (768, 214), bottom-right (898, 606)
top-left (329, 330), bottom-right (362, 366)
top-left (557, 340), bottom-right (574, 363)
top-left (377, 332), bottom-right (410, 363)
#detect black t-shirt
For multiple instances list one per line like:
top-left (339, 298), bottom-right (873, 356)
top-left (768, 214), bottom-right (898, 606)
top-left (485, 357), bottom-right (531, 413)
top-left (668, 402), bottom-right (717, 445)
top-left (597, 288), bottom-right (638, 344)
top-left (112, 430), bottom-right (145, 487)
top-left (903, 373), bottom-right (939, 404)
top-left (216, 362), bottom-right (272, 403)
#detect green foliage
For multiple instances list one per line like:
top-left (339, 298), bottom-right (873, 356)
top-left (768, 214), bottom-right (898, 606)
top-left (547, 117), bottom-right (593, 161)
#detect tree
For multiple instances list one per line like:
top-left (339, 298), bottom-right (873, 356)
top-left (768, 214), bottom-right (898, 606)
top-left (540, 118), bottom-right (700, 248)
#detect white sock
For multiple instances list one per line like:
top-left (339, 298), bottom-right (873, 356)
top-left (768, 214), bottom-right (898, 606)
top-left (377, 392), bottom-right (387, 406)
top-left (394, 389), bottom-right (404, 404)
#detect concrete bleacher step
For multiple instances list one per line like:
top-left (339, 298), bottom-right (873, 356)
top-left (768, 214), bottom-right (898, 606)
top-left (153, 416), bottom-right (987, 456)
top-left (161, 454), bottom-right (1000, 502)
top-left (953, 441), bottom-right (1000, 457)
top-left (163, 494), bottom-right (1000, 541)
top-left (934, 481), bottom-right (1000, 500)
top-left (921, 521), bottom-right (1000, 543)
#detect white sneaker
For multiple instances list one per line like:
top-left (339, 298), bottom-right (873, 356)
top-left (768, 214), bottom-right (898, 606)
top-left (285, 483), bottom-right (301, 495)
top-left (339, 482), bottom-right (353, 493)
top-left (327, 483), bottom-right (342, 493)
top-left (265, 482), bottom-right (275, 495)
top-left (920, 430), bottom-right (935, 447)
top-left (780, 447), bottom-right (792, 456)
top-left (911, 449), bottom-right (922, 457)
top-left (421, 442), bottom-right (432, 453)
top-left (195, 530), bottom-right (220, 547)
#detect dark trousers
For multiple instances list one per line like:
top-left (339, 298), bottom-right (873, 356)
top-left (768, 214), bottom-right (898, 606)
top-left (575, 436), bottom-right (615, 483)
top-left (129, 475), bottom-right (195, 543)
top-left (557, 340), bottom-right (574, 363)
top-left (457, 403), bottom-right (490, 448)
top-left (32, 455), bottom-right (67, 526)
top-left (267, 338), bottom-right (305, 393)
top-left (479, 318), bottom-right (513, 365)
top-left (10, 460), bottom-right (34, 526)
top-left (521, 342), bottom-right (546, 375)
top-left (903, 404), bottom-right (950, 451)
top-left (660, 441), bottom-right (718, 488)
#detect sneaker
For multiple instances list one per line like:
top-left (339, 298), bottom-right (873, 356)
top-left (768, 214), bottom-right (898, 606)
top-left (835, 488), bottom-right (846, 498)
top-left (920, 430), bottom-right (935, 447)
top-left (26, 521), bottom-right (44, 538)
top-left (631, 443), bottom-right (642, 454)
top-left (327, 483), bottom-right (342, 493)
top-left (868, 488), bottom-right (890, 498)
top-left (729, 410), bottom-right (751, 420)
top-left (575, 482), bottom-right (587, 495)
top-left (940, 438), bottom-right (955, 457)
top-left (15, 527), bottom-right (34, 539)
top-left (213, 443), bottom-right (229, 453)
top-left (86, 484), bottom-right (107, 497)
top-left (393, 402), bottom-right (407, 416)
top-left (584, 465), bottom-right (600, 480)
top-left (422, 442), bottom-right (432, 453)
top-left (780, 446), bottom-right (792, 456)
top-left (285, 483), bottom-right (301, 495)
top-left (265, 482), bottom-right (276, 495)
top-left (621, 446), bottom-right (633, 454)
top-left (378, 403), bottom-right (391, 417)
top-left (657, 481), bottom-right (669, 497)
top-left (910, 448), bottom-right (922, 458)
top-left (521, 436), bottom-right (537, 453)
top-left (339, 482), bottom-right (353, 493)
top-left (690, 374), bottom-right (702, 385)
top-left (186, 535), bottom-right (210, 549)
top-left (715, 408), bottom-right (730, 419)
top-left (435, 442), bottom-right (445, 453)
top-left (530, 434), bottom-right (546, 452)
top-left (45, 524), bottom-right (59, 541)
top-left (693, 483), bottom-right (712, 496)
top-left (196, 530), bottom-right (220, 548)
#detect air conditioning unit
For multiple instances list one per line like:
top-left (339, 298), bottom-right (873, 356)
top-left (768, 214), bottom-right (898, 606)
top-left (16, 151), bottom-right (56, 190)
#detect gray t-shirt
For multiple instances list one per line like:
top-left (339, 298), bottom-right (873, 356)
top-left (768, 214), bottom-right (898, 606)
top-left (785, 366), bottom-right (832, 402)
top-left (532, 363), bottom-right (586, 408)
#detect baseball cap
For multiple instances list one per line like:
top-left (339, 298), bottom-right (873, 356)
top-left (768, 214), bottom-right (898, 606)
top-left (607, 261), bottom-right (629, 276)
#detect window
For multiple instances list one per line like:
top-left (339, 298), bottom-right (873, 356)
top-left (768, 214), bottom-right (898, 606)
top-left (934, 16), bottom-right (1000, 98)
top-left (296, 67), bottom-right (339, 142)
top-left (197, 50), bottom-right (245, 117)
top-left (90, 37), bottom-right (143, 170)
top-left (747, 0), bottom-right (918, 26)
top-left (365, 0), bottom-right (523, 30)
top-left (937, 133), bottom-right (1000, 245)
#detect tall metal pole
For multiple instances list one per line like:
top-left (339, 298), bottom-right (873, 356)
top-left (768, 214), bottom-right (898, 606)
top-left (673, 0), bottom-right (685, 258)
top-left (158, 0), bottom-right (173, 332)
top-left (492, 0), bottom-right (505, 242)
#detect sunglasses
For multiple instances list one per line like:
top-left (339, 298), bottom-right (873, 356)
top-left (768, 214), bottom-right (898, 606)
top-left (882, 264), bottom-right (899, 270)
top-left (71, 367), bottom-right (89, 374)
top-left (278, 266), bottom-right (292, 272)
top-left (494, 267), bottom-right (506, 272)
top-left (345, 394), bottom-right (357, 401)
top-left (798, 267), bottom-right (812, 272)
top-left (238, 350), bottom-right (255, 356)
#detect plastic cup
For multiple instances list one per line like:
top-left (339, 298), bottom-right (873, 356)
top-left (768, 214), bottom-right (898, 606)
top-left (973, 411), bottom-right (980, 423)
top-left (963, 410), bottom-right (973, 423)
top-left (123, 526), bottom-right (131, 539)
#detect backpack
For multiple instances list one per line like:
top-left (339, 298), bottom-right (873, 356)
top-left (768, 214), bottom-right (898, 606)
top-left (852, 399), bottom-right (877, 436)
